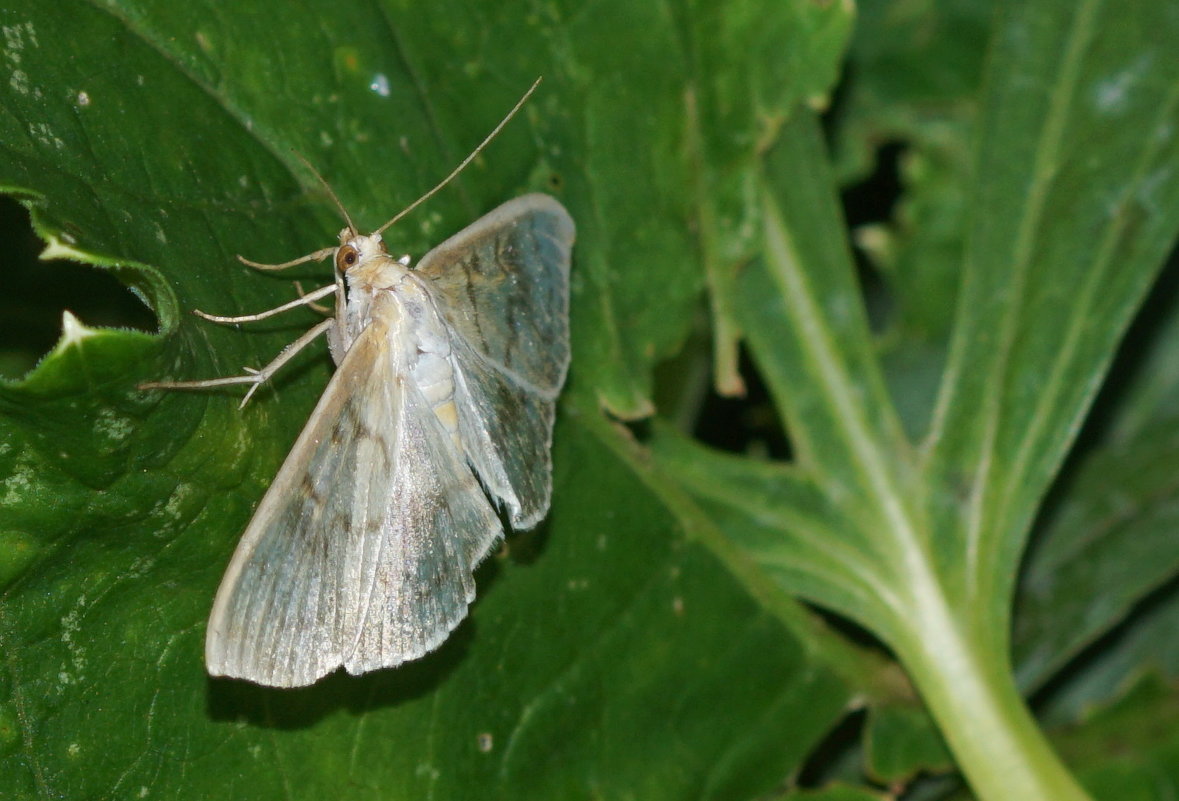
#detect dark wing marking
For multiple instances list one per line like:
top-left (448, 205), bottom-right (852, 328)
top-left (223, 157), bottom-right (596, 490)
top-left (415, 194), bottom-right (574, 528)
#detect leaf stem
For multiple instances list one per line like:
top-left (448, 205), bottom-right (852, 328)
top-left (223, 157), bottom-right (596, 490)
top-left (888, 580), bottom-right (1092, 801)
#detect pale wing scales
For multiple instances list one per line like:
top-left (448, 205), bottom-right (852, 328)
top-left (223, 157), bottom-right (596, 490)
top-left (206, 301), bottom-right (505, 686)
top-left (451, 337), bottom-right (556, 528)
top-left (206, 324), bottom-right (400, 688)
top-left (345, 369), bottom-right (503, 675)
top-left (416, 194), bottom-right (574, 527)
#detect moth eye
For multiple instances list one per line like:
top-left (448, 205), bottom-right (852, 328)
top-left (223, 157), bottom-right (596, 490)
top-left (336, 245), bottom-right (359, 271)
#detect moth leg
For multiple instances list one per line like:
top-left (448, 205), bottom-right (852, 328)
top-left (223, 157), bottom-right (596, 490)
top-left (194, 283), bottom-right (337, 324)
top-left (293, 280), bottom-right (333, 316)
top-left (140, 318), bottom-right (335, 408)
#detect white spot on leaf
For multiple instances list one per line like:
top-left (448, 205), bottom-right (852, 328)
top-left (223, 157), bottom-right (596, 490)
top-left (29, 122), bottom-right (64, 149)
top-left (95, 408), bottom-right (132, 441)
top-left (369, 73), bottom-right (390, 97)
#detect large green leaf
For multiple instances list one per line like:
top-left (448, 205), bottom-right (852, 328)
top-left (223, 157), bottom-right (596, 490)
top-left (0, 0), bottom-right (872, 799)
top-left (921, 0), bottom-right (1179, 652)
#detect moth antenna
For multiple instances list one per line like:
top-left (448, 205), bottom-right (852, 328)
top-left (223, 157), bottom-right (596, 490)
top-left (375, 76), bottom-right (543, 236)
top-left (292, 150), bottom-right (358, 235)
top-left (234, 151), bottom-right (358, 270)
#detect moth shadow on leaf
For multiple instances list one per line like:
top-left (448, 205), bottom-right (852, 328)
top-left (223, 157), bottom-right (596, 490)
top-left (497, 512), bottom-right (554, 567)
top-left (203, 618), bottom-right (478, 728)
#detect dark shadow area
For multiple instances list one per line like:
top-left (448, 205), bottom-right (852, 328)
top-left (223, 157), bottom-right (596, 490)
top-left (842, 140), bottom-right (907, 336)
top-left (841, 140), bottom-right (906, 230)
top-left (504, 509), bottom-right (556, 567)
top-left (691, 345), bottom-right (792, 460)
top-left (0, 195), bottom-right (157, 379)
top-left (204, 618), bottom-right (477, 728)
top-left (795, 707), bottom-right (866, 788)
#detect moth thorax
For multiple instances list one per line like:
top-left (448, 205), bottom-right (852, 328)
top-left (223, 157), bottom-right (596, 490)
top-left (414, 348), bottom-right (459, 443)
top-left (405, 293), bottom-right (459, 442)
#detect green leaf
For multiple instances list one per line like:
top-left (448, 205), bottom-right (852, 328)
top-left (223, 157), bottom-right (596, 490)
top-left (1037, 587), bottom-right (1179, 729)
top-left (922, 0), bottom-right (1179, 644)
top-left (1062, 673), bottom-right (1179, 800)
top-left (0, 411), bottom-right (856, 798)
top-left (863, 703), bottom-right (953, 784)
top-left (1013, 416), bottom-right (1179, 691)
top-left (0, 0), bottom-right (868, 799)
top-left (783, 785), bottom-right (895, 801)
top-left (830, 0), bottom-right (991, 185)
top-left (657, 0), bottom-right (1179, 798)
top-left (831, 0), bottom-right (989, 350)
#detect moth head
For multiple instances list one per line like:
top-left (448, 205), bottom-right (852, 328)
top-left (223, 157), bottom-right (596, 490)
top-left (334, 231), bottom-right (405, 289)
top-left (334, 230), bottom-right (390, 273)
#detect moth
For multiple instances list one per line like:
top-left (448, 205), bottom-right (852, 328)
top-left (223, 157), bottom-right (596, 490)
top-left (142, 90), bottom-right (573, 688)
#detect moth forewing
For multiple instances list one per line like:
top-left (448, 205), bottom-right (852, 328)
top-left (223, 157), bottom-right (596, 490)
top-left (205, 323), bottom-right (396, 686)
top-left (196, 196), bottom-right (573, 687)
